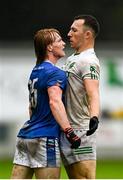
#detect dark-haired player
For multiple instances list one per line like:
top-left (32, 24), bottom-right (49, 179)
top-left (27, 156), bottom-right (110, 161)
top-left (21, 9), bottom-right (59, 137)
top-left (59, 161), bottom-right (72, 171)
top-left (61, 15), bottom-right (100, 179)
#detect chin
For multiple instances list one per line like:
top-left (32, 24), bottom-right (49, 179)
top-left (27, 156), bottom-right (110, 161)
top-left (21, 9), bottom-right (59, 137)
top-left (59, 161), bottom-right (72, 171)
top-left (60, 54), bottom-right (65, 58)
top-left (62, 52), bottom-right (65, 56)
top-left (70, 43), bottom-right (74, 47)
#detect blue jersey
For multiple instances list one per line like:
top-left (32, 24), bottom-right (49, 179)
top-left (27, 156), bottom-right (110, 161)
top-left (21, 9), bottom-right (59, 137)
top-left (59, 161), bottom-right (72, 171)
top-left (18, 61), bottom-right (67, 139)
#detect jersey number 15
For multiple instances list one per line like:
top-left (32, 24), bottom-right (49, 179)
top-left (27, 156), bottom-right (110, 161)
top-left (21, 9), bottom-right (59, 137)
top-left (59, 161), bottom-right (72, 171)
top-left (28, 78), bottom-right (38, 109)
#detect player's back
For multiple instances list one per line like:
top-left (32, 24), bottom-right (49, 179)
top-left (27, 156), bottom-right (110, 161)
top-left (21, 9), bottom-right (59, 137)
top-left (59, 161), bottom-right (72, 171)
top-left (18, 61), bottom-right (66, 139)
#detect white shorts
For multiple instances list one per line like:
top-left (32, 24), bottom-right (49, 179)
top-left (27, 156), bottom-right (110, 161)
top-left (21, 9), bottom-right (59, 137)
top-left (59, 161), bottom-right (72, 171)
top-left (13, 137), bottom-right (61, 168)
top-left (60, 130), bottom-right (97, 166)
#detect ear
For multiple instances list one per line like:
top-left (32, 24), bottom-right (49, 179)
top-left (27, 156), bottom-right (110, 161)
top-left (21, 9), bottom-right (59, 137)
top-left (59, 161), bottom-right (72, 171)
top-left (47, 44), bottom-right (53, 52)
top-left (85, 30), bottom-right (92, 39)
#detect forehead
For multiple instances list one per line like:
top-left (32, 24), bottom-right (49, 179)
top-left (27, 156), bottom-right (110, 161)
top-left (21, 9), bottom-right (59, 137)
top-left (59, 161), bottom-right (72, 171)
top-left (49, 32), bottom-right (61, 43)
top-left (52, 32), bottom-right (61, 39)
top-left (71, 19), bottom-right (85, 29)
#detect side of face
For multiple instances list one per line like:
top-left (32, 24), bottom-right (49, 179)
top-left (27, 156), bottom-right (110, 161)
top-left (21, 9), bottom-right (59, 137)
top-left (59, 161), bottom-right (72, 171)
top-left (48, 32), bottom-right (66, 59)
top-left (68, 19), bottom-right (87, 49)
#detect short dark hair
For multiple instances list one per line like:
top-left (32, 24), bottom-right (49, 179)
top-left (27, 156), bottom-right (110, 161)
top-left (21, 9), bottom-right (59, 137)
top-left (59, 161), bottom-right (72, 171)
top-left (74, 15), bottom-right (100, 38)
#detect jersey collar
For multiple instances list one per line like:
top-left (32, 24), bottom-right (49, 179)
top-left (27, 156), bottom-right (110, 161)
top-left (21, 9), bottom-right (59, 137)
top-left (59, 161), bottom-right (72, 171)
top-left (44, 60), bottom-right (54, 65)
top-left (74, 48), bottom-right (94, 56)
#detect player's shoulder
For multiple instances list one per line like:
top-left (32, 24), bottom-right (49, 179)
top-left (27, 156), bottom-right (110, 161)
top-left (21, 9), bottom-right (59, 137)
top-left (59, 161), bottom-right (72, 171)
top-left (43, 62), bottom-right (66, 77)
top-left (79, 49), bottom-right (99, 65)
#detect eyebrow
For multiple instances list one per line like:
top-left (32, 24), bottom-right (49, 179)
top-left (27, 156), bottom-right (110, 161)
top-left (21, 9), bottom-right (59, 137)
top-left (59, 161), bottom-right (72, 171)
top-left (71, 26), bottom-right (78, 31)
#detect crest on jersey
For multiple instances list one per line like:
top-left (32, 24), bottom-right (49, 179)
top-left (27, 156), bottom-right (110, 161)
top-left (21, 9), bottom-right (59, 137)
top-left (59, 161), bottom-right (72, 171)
top-left (90, 65), bottom-right (99, 79)
top-left (69, 62), bottom-right (75, 69)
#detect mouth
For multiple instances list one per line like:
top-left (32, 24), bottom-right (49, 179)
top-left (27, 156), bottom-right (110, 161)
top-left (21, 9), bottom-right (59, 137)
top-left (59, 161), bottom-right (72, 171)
top-left (69, 40), bottom-right (73, 45)
top-left (69, 38), bottom-right (72, 43)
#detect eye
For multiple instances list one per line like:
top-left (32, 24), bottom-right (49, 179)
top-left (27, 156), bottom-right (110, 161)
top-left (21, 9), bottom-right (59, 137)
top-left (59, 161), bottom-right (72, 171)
top-left (57, 38), bottom-right (62, 42)
top-left (71, 27), bottom-right (77, 32)
top-left (59, 38), bottom-right (62, 42)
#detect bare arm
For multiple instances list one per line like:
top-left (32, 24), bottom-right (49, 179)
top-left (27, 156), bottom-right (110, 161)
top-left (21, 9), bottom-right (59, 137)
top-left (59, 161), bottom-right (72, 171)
top-left (29, 103), bottom-right (32, 118)
top-left (84, 79), bottom-right (100, 118)
top-left (47, 85), bottom-right (71, 131)
top-left (28, 84), bottom-right (81, 148)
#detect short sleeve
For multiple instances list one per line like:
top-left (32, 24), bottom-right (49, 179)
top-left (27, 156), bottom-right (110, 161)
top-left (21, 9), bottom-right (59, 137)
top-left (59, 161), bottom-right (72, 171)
top-left (46, 68), bottom-right (67, 90)
top-left (80, 62), bottom-right (100, 80)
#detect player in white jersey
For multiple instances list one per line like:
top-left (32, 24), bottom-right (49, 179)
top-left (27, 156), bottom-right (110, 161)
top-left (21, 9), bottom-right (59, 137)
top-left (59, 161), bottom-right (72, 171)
top-left (60, 15), bottom-right (100, 179)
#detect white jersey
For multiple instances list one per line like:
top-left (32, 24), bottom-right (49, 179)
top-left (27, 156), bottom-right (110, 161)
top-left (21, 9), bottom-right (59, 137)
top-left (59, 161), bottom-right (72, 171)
top-left (64, 48), bottom-right (100, 129)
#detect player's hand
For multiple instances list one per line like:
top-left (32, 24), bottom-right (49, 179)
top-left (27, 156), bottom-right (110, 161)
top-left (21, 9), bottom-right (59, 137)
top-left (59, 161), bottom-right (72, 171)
top-left (86, 116), bottom-right (99, 136)
top-left (64, 127), bottom-right (81, 149)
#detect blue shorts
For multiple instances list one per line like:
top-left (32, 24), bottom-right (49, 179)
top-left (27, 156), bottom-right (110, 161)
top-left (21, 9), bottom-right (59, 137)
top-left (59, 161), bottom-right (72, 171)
top-left (13, 137), bottom-right (61, 168)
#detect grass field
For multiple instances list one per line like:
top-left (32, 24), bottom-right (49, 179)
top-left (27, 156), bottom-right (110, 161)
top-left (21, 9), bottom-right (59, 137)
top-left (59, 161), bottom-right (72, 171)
top-left (0, 158), bottom-right (123, 179)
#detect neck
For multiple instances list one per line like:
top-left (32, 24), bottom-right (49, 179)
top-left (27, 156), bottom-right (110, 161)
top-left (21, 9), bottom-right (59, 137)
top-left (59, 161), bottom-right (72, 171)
top-left (76, 40), bottom-right (94, 54)
top-left (45, 53), bottom-right (57, 65)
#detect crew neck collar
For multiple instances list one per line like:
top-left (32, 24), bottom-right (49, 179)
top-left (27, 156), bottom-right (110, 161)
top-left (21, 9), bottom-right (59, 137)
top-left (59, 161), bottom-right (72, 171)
top-left (44, 60), bottom-right (54, 65)
top-left (74, 48), bottom-right (94, 56)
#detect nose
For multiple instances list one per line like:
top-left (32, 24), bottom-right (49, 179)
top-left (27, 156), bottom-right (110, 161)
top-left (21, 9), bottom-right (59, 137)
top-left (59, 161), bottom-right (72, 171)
top-left (68, 30), bottom-right (71, 37)
top-left (62, 40), bottom-right (66, 46)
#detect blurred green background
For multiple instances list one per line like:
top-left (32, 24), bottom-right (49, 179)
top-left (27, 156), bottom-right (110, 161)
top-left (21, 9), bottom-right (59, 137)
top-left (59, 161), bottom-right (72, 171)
top-left (1, 37), bottom-right (123, 180)
top-left (1, 1), bottom-right (123, 179)
top-left (0, 49), bottom-right (123, 179)
top-left (0, 158), bottom-right (123, 179)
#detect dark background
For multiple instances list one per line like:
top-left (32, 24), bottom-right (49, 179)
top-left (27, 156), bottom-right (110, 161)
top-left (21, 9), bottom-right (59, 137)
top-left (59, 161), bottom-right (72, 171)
top-left (1, 0), bottom-right (123, 43)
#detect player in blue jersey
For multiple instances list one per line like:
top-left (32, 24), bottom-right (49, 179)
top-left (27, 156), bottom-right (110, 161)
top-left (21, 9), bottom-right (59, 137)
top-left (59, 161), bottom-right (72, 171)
top-left (11, 28), bottom-right (81, 179)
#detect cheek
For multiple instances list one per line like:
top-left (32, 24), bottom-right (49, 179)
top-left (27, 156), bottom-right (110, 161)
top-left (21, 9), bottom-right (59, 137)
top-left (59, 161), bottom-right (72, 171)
top-left (76, 35), bottom-right (84, 43)
top-left (73, 36), bottom-right (80, 43)
top-left (53, 47), bottom-right (63, 56)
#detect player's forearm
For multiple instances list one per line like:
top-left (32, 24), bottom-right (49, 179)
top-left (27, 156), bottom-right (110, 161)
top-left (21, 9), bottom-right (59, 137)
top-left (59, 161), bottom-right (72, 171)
top-left (88, 91), bottom-right (100, 118)
top-left (29, 103), bottom-right (32, 118)
top-left (49, 98), bottom-right (71, 131)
